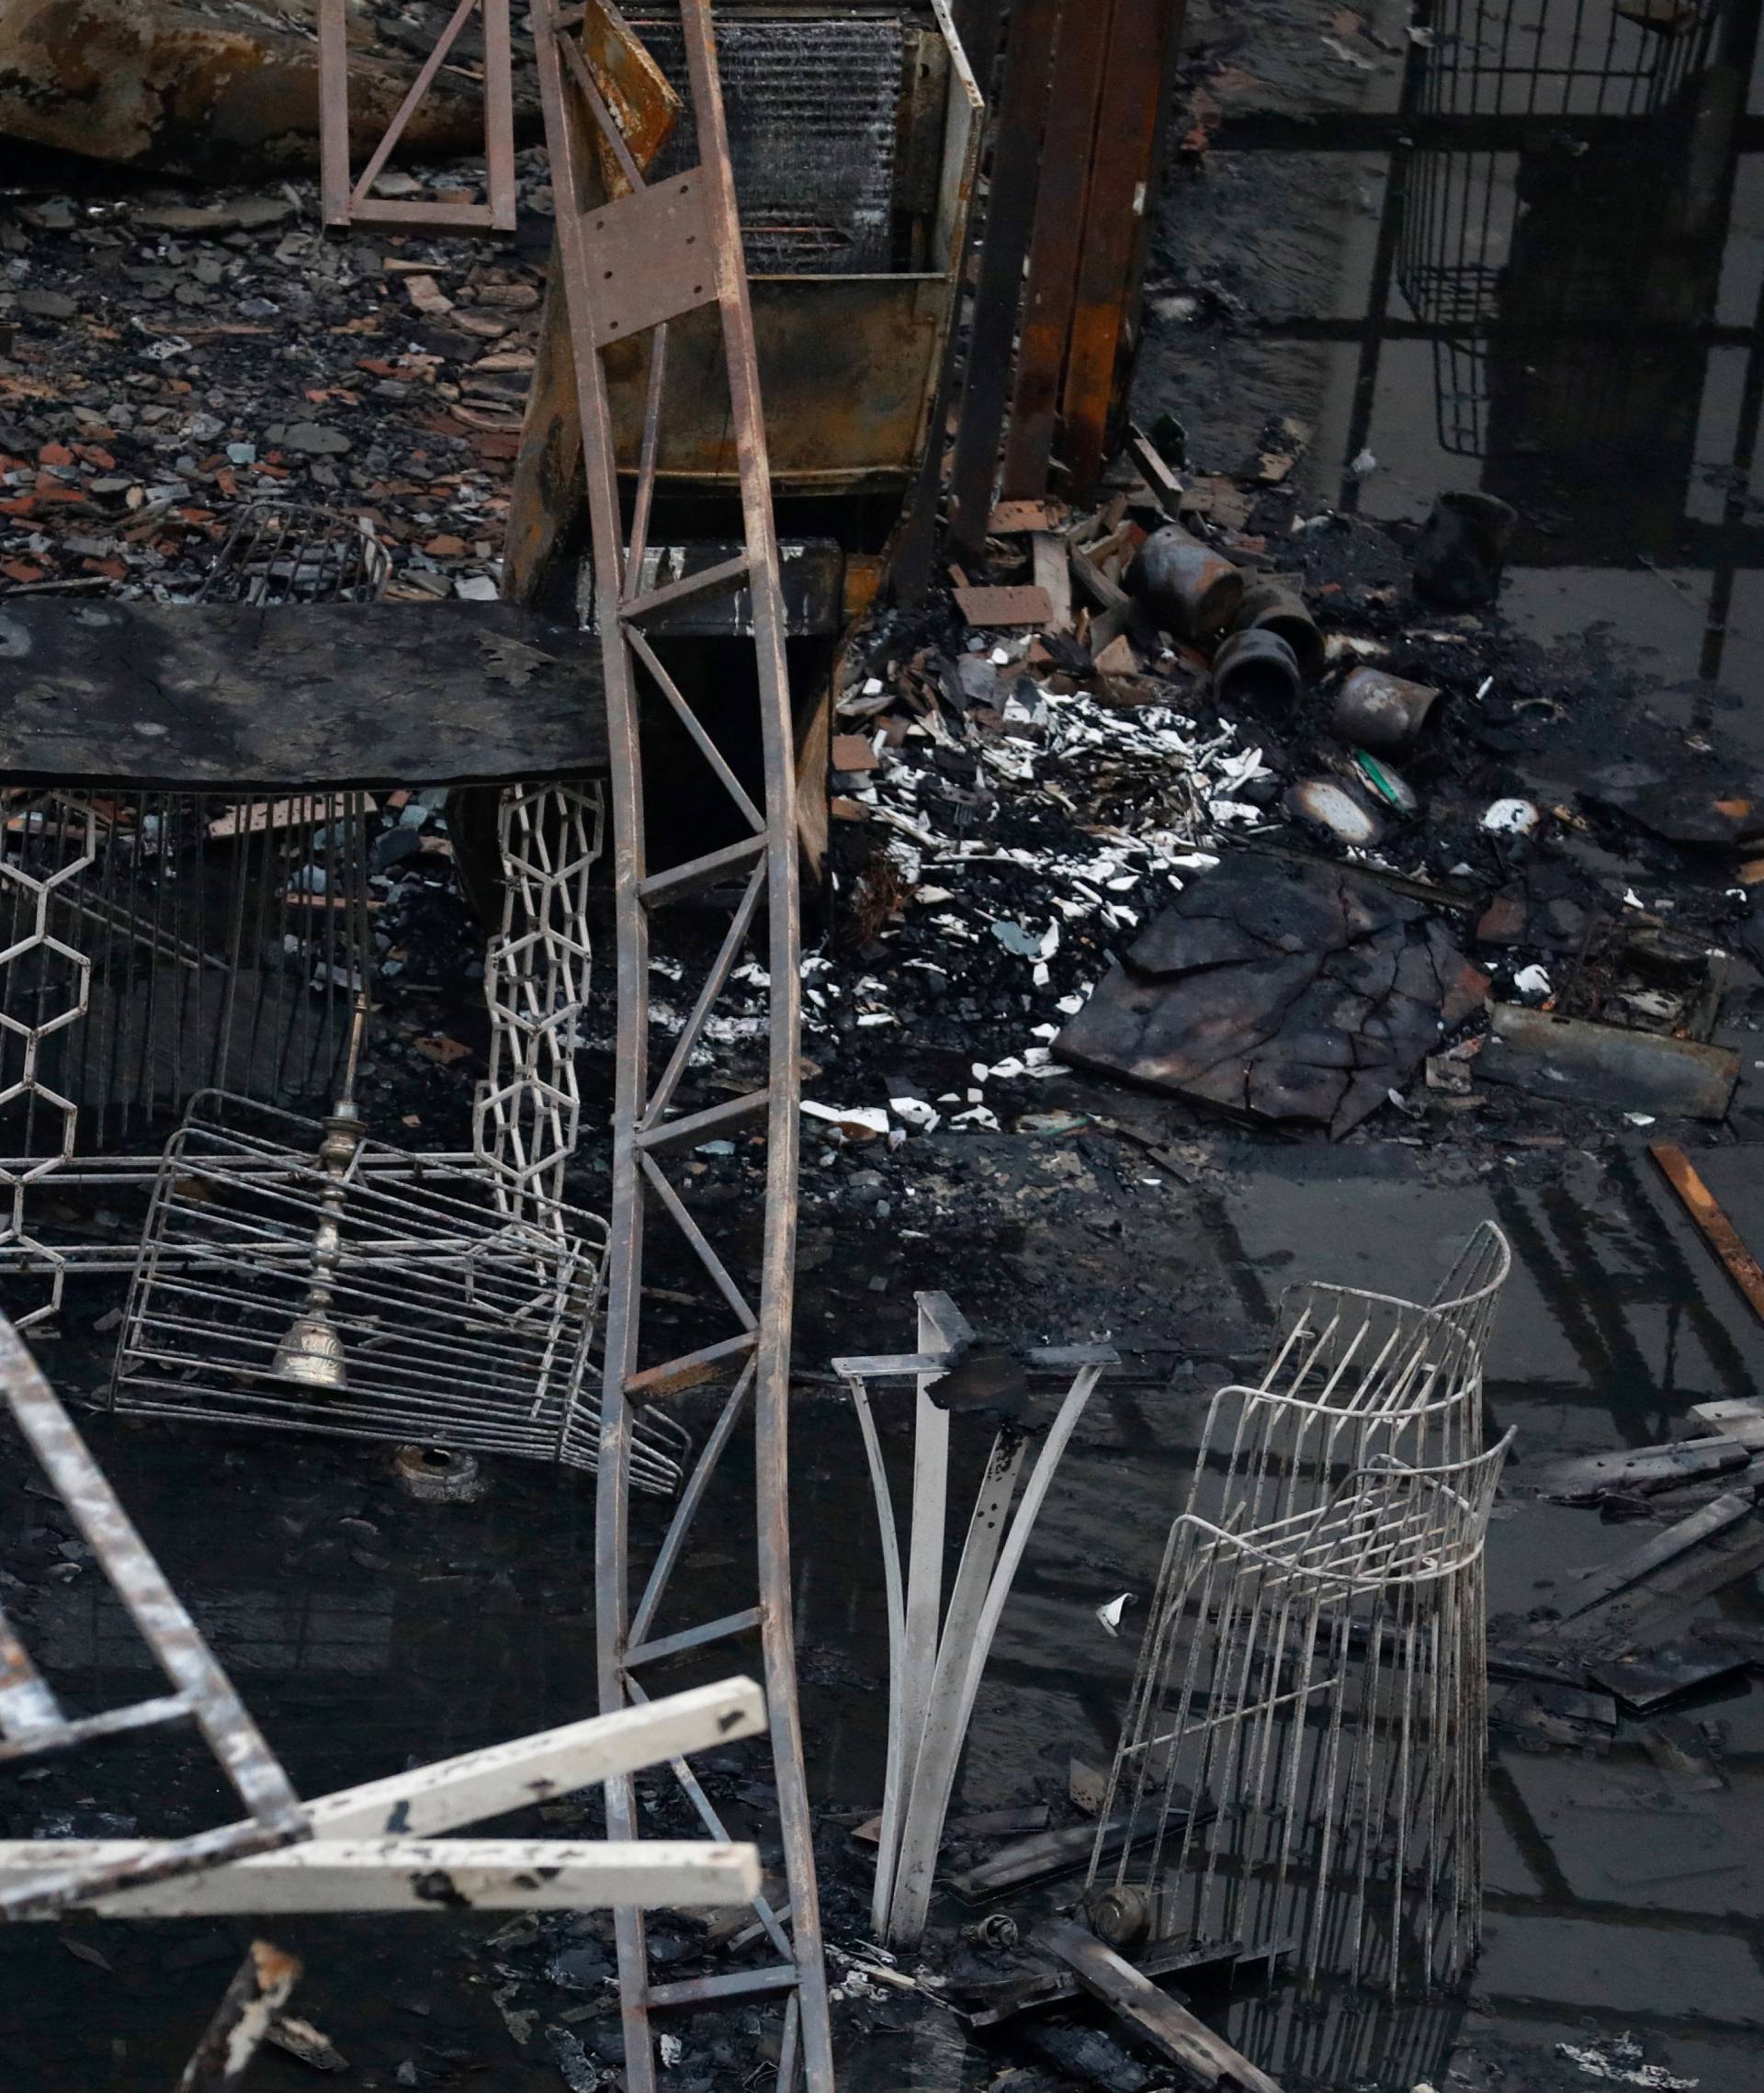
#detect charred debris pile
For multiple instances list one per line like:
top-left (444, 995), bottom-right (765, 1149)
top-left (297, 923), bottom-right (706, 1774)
top-left (805, 428), bottom-right (1762, 1162)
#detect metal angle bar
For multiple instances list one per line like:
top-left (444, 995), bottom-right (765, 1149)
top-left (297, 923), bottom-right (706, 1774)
top-left (482, 0), bottom-right (517, 229)
top-left (555, 13), bottom-right (648, 194)
top-left (638, 1155), bottom-right (758, 1331)
top-left (887, 1363), bottom-right (1105, 1944)
top-left (894, 1299), bottom-right (950, 1914)
top-left (648, 1964), bottom-right (798, 2008)
top-left (625, 628), bottom-right (766, 833)
top-left (640, 862), bottom-right (767, 1129)
top-left (624, 1678), bottom-right (797, 1965)
top-left (620, 551), bottom-right (751, 622)
top-left (625, 1329), bottom-right (759, 1399)
top-left (0, 1841), bottom-right (762, 1917)
top-left (628, 1363), bottom-right (756, 1649)
top-left (317, 0), bottom-right (353, 223)
top-left (638, 834), bottom-right (767, 905)
top-left (885, 1422), bottom-right (1026, 1945)
top-left (848, 1377), bottom-right (909, 1935)
top-left (626, 324), bottom-right (671, 583)
top-left (624, 1606), bottom-right (763, 1670)
top-left (635, 1087), bottom-right (769, 1154)
top-left (347, 0), bottom-right (481, 213)
top-left (0, 1691), bottom-right (192, 1765)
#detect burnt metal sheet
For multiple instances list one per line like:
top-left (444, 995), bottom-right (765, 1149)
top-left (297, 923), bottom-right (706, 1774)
top-left (1478, 1006), bottom-right (1739, 1120)
top-left (628, 14), bottom-right (904, 273)
top-left (1054, 854), bottom-right (1487, 1138)
top-left (0, 602), bottom-right (609, 789)
top-left (605, 276), bottom-right (948, 484)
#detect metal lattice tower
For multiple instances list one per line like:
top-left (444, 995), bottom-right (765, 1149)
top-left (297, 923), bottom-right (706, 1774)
top-left (320, 4), bottom-right (832, 2082)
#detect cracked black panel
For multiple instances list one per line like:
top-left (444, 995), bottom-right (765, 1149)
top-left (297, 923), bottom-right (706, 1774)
top-left (1054, 857), bottom-right (1488, 1140)
top-left (629, 15), bottom-right (904, 274)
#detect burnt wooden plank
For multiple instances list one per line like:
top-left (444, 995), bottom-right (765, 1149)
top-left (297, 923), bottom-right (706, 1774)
top-left (1035, 1920), bottom-right (1285, 2092)
top-left (0, 601), bottom-right (609, 788)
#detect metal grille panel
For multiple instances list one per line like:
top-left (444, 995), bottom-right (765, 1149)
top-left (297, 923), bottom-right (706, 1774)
top-left (632, 14), bottom-right (905, 271)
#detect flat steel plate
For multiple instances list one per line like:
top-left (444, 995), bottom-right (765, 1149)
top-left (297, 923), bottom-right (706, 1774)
top-left (588, 170), bottom-right (718, 346)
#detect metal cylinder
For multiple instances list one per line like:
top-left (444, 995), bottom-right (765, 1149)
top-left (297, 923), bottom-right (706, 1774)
top-left (1332, 665), bottom-right (1440, 752)
top-left (1411, 490), bottom-right (1517, 608)
top-left (1125, 525), bottom-right (1243, 640)
top-left (1212, 626), bottom-right (1302, 709)
top-left (1229, 582), bottom-right (1325, 679)
top-left (1080, 1883), bottom-right (1151, 1952)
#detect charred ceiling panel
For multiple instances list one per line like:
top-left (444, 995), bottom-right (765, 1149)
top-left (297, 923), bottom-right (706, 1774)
top-left (628, 14), bottom-right (905, 273)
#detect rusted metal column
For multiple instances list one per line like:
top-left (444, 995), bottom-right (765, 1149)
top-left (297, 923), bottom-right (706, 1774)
top-left (945, 0), bottom-right (1062, 557)
top-left (1058, 0), bottom-right (1185, 501)
top-left (1001, 0), bottom-right (1115, 498)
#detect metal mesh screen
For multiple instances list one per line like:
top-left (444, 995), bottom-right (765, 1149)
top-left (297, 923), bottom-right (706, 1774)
top-left (631, 13), bottom-right (905, 272)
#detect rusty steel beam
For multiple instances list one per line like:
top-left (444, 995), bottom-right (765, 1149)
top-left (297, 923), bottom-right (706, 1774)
top-left (0, 1313), bottom-right (308, 1922)
top-left (1651, 1144), bottom-right (1764, 1326)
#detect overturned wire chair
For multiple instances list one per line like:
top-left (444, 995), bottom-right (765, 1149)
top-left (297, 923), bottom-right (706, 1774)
top-left (1090, 1431), bottom-right (1516, 1999)
top-left (1184, 1221), bottom-right (1510, 1536)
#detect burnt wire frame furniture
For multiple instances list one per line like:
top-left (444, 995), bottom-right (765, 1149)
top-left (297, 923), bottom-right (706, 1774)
top-left (1089, 1225), bottom-right (1513, 1999)
top-left (1396, 0), bottom-right (1722, 455)
top-left (1182, 1221), bottom-right (1511, 1536)
top-left (0, 784), bottom-right (380, 1327)
top-left (1090, 1431), bottom-right (1516, 2001)
top-left (195, 503), bottom-right (393, 606)
top-left (0, 1312), bottom-right (309, 1923)
top-left (0, 503), bottom-right (391, 1328)
top-left (103, 778), bottom-right (691, 1495)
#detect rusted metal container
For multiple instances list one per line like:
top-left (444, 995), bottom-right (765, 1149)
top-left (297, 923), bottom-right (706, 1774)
top-left (509, 0), bottom-right (981, 590)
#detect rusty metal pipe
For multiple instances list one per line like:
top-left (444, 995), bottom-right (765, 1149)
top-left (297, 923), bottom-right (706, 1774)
top-left (1125, 526), bottom-right (1242, 640)
top-left (1332, 665), bottom-right (1440, 752)
top-left (1229, 582), bottom-right (1324, 679)
top-left (1211, 627), bottom-right (1302, 710)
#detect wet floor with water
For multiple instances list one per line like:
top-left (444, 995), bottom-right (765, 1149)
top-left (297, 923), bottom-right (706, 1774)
top-left (1141, 0), bottom-right (1764, 768)
top-left (1, 1130), bottom-right (1760, 2089)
